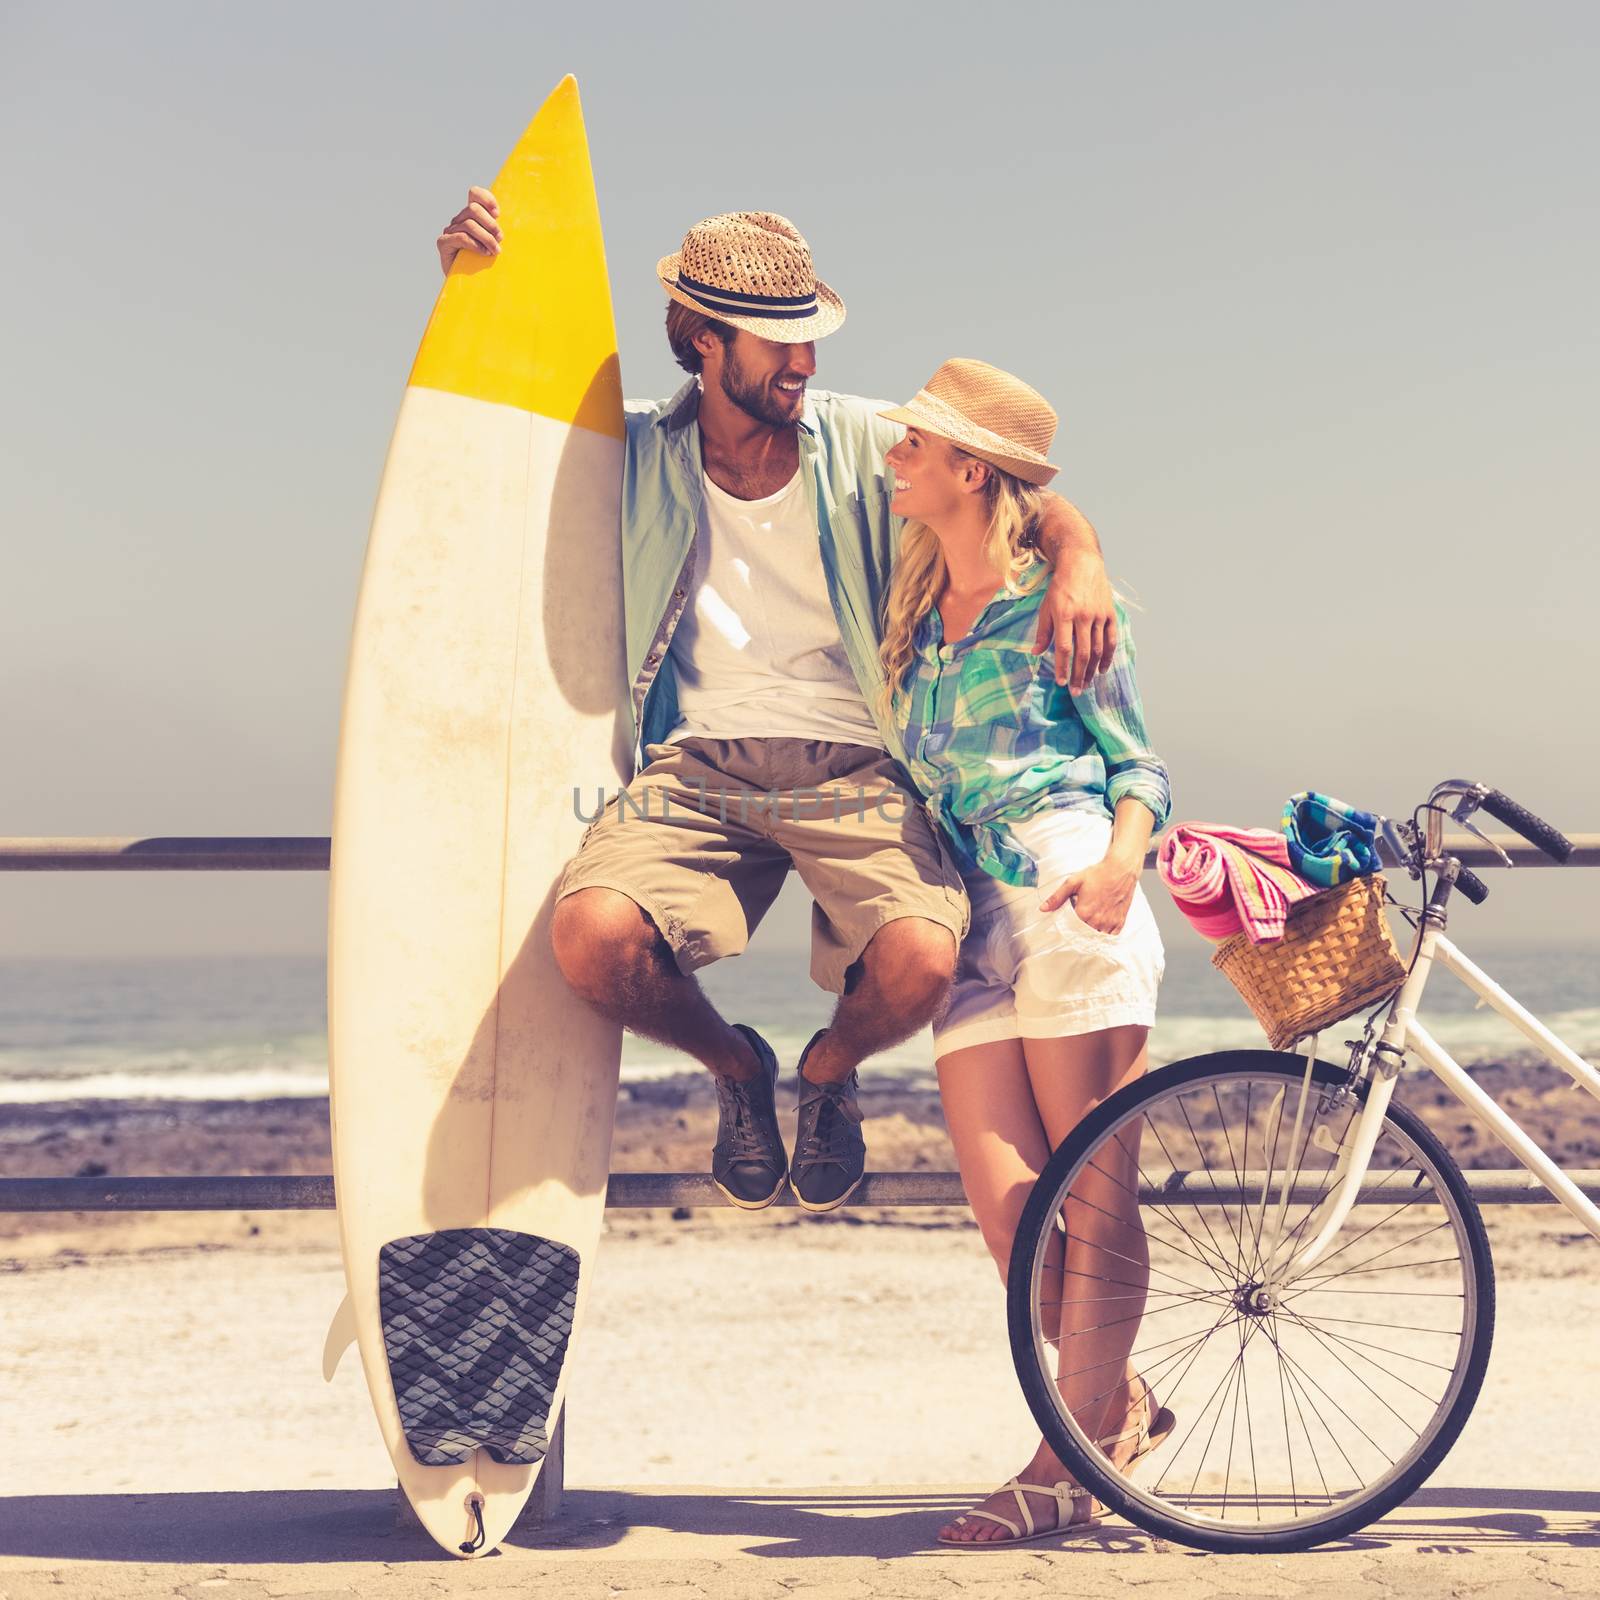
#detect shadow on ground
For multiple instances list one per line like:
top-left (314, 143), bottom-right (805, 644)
top-left (0, 1484), bottom-right (1596, 1565)
top-left (523, 1487), bottom-right (1149, 1558)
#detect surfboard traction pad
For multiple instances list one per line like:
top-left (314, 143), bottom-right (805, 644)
top-left (378, 1228), bottom-right (580, 1467)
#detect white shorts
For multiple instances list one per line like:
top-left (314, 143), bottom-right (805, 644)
top-left (932, 808), bottom-right (1165, 1056)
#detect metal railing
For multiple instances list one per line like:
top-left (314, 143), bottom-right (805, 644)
top-left (4, 829), bottom-right (1594, 1527)
top-left (4, 1169), bottom-right (1599, 1214)
top-left (4, 833), bottom-right (1596, 872)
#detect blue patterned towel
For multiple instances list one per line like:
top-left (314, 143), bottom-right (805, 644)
top-left (1282, 792), bottom-right (1382, 887)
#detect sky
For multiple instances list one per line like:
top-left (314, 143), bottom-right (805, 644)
top-left (2, 1), bottom-right (1596, 959)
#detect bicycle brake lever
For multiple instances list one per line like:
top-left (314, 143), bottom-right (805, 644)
top-left (1454, 814), bottom-right (1514, 869)
top-left (1447, 789), bottom-right (1514, 867)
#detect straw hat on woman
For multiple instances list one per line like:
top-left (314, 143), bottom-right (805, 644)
top-left (879, 359), bottom-right (1175, 1547)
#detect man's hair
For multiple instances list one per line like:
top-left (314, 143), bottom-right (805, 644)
top-left (666, 300), bottom-right (737, 374)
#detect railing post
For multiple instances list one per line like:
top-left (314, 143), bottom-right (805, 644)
top-left (522, 1408), bottom-right (565, 1527)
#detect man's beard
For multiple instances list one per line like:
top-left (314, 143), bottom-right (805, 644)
top-left (718, 345), bottom-right (802, 427)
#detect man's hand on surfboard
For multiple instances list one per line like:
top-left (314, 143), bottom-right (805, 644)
top-left (437, 187), bottom-right (502, 274)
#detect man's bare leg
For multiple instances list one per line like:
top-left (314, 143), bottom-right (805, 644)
top-left (800, 916), bottom-right (957, 1083)
top-left (550, 886), bottom-right (761, 1082)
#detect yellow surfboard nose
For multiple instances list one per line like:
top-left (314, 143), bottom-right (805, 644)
top-left (408, 75), bottom-right (624, 440)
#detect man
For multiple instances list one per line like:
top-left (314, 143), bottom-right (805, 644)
top-left (436, 194), bottom-right (1117, 1212)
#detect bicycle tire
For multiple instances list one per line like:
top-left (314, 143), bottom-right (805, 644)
top-left (1007, 1049), bottom-right (1495, 1553)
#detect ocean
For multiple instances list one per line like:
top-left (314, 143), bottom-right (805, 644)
top-left (1, 940), bottom-right (1596, 1106)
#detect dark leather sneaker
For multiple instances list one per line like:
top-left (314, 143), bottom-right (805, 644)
top-left (791, 1029), bottom-right (866, 1212)
top-left (711, 1024), bottom-right (788, 1209)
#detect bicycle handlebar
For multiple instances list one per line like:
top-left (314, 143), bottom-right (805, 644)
top-left (1477, 787), bottom-right (1573, 863)
top-left (1454, 865), bottom-right (1490, 905)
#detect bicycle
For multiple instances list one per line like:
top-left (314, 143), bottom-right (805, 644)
top-left (1007, 778), bottom-right (1588, 1552)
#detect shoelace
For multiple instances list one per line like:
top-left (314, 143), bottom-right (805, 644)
top-left (717, 1075), bottom-right (777, 1163)
top-left (795, 1076), bottom-right (863, 1169)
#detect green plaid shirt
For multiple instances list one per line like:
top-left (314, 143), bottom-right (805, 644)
top-left (898, 575), bottom-right (1170, 887)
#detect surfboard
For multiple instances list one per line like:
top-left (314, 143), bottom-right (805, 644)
top-left (327, 76), bottom-right (628, 1559)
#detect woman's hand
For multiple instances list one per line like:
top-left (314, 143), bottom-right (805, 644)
top-left (437, 187), bottom-right (502, 275)
top-left (1041, 854), bottom-right (1140, 935)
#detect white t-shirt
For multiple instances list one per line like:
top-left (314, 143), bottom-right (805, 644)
top-left (666, 469), bottom-right (884, 748)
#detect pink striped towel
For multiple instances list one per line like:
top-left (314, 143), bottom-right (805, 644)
top-left (1157, 823), bottom-right (1318, 945)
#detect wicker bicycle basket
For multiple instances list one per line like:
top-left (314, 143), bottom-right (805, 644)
top-left (1212, 873), bottom-right (1407, 1050)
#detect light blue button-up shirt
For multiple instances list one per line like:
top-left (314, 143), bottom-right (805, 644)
top-left (621, 379), bottom-right (907, 773)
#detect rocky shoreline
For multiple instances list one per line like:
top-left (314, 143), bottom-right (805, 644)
top-left (3, 1053), bottom-right (1596, 1261)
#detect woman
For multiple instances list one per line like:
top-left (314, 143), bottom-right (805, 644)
top-left (878, 360), bottom-right (1173, 1547)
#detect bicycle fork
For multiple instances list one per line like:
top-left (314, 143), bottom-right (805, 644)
top-left (1254, 1051), bottom-right (1399, 1297)
top-left (1252, 919), bottom-right (1445, 1295)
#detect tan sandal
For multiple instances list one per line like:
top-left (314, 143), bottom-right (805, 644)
top-left (1099, 1372), bottom-right (1176, 1472)
top-left (940, 1376), bottom-right (1176, 1549)
top-left (936, 1477), bottom-right (1102, 1549)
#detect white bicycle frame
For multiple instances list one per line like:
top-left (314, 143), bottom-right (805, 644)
top-left (1260, 912), bottom-right (1600, 1291)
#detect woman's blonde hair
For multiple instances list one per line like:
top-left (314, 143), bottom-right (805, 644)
top-left (877, 443), bottom-right (1049, 721)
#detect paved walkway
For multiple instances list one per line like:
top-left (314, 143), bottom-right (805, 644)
top-left (1, 1482), bottom-right (1596, 1599)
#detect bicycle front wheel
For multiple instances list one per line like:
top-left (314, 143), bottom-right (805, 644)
top-left (1008, 1049), bottom-right (1494, 1553)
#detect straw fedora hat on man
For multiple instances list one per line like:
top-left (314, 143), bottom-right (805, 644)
top-left (879, 358), bottom-right (1060, 486)
top-left (657, 211), bottom-right (847, 344)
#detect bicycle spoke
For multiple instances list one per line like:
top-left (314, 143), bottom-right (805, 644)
top-left (1289, 1312), bottom-right (1462, 1340)
top-left (1051, 1260), bottom-right (1214, 1298)
top-left (1279, 1315), bottom-right (1461, 1373)
top-left (1062, 1179), bottom-right (1234, 1290)
top-left (1274, 1314), bottom-right (1301, 1514)
top-left (1242, 1079), bottom-right (1267, 1277)
top-left (1058, 1311), bottom-right (1240, 1385)
top-left (1136, 1299), bottom-right (1246, 1414)
top-left (1276, 1303), bottom-right (1447, 1413)
top-left (1242, 1321), bottom-right (1263, 1521)
top-left (1081, 1142), bottom-right (1242, 1287)
top-left (1271, 1334), bottom-right (1359, 1493)
top-left (1212, 1082), bottom-right (1252, 1280)
top-left (1277, 1184), bottom-right (1437, 1284)
top-left (1291, 1249), bottom-right (1460, 1296)
top-left (1294, 1286), bottom-right (1464, 1298)
top-left (1178, 1091), bottom-right (1250, 1273)
top-left (1282, 1215), bottom-right (1452, 1302)
top-left (1041, 1286), bottom-right (1222, 1309)
top-left (1274, 1161), bottom-right (1422, 1268)
top-left (1257, 1098), bottom-right (1366, 1267)
top-left (1169, 1316), bottom-right (1266, 1507)
top-left (1143, 1113), bottom-right (1247, 1284)
top-left (1156, 1311), bottom-right (1270, 1499)
top-left (1043, 1291), bottom-right (1232, 1348)
top-left (1271, 1334), bottom-right (1397, 1470)
top-left (1221, 1317), bottom-right (1246, 1518)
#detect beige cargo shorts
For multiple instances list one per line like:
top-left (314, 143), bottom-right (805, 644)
top-left (556, 737), bottom-right (970, 993)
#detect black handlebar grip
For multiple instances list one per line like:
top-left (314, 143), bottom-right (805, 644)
top-left (1479, 788), bottom-right (1573, 862)
top-left (1455, 865), bottom-right (1490, 905)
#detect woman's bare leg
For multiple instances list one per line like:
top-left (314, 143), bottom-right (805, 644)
top-left (936, 1037), bottom-right (1047, 1281)
top-left (935, 1026), bottom-right (1148, 1544)
top-left (1024, 1028), bottom-right (1151, 1455)
top-left (933, 1036), bottom-right (1085, 1542)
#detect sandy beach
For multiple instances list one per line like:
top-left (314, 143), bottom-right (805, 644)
top-left (4, 1062), bottom-right (1599, 1596)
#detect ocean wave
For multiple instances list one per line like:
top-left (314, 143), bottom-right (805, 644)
top-left (0, 1064), bottom-right (331, 1104)
top-left (2, 1009), bottom-right (1595, 1104)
